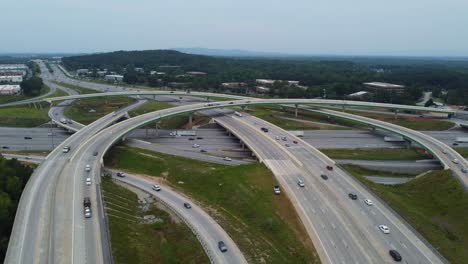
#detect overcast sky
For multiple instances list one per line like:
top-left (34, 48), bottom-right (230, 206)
top-left (1, 0), bottom-right (468, 56)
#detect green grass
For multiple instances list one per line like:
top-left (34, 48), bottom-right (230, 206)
top-left (45, 88), bottom-right (68, 98)
top-left (102, 178), bottom-right (208, 264)
top-left (64, 97), bottom-right (136, 124)
top-left (341, 164), bottom-right (416, 178)
top-left (249, 106), bottom-right (345, 130)
top-left (104, 146), bottom-right (319, 264)
top-left (455, 148), bottom-right (468, 158)
top-left (129, 101), bottom-right (174, 116)
top-left (52, 81), bottom-right (100, 94)
top-left (346, 110), bottom-right (454, 131)
top-left (342, 169), bottom-right (468, 263)
top-left (321, 148), bottom-right (431, 160)
top-left (0, 106), bottom-right (49, 127)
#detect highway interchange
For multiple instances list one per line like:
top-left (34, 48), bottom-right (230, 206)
top-left (3, 61), bottom-right (465, 263)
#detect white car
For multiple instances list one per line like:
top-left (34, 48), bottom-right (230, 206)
top-left (85, 164), bottom-right (91, 172)
top-left (273, 185), bottom-right (281, 195)
top-left (452, 159), bottom-right (460, 164)
top-left (84, 208), bottom-right (92, 218)
top-left (223, 157), bottom-right (232, 161)
top-left (462, 167), bottom-right (467, 173)
top-left (85, 178), bottom-right (91, 186)
top-left (442, 149), bottom-right (448, 154)
top-left (275, 136), bottom-right (280, 140)
top-left (152, 184), bottom-right (161, 191)
top-left (297, 180), bottom-right (305, 187)
top-left (192, 144), bottom-right (200, 148)
top-left (364, 199), bottom-right (373, 206)
top-left (379, 225), bottom-right (390, 234)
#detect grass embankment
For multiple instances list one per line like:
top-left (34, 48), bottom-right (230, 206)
top-left (45, 88), bottom-right (68, 98)
top-left (64, 97), bottom-right (136, 124)
top-left (102, 178), bottom-right (208, 264)
top-left (455, 148), bottom-right (468, 158)
top-left (341, 164), bottom-right (415, 178)
top-left (343, 169), bottom-right (468, 263)
top-left (105, 146), bottom-right (319, 263)
top-left (322, 148), bottom-right (431, 160)
top-left (346, 110), bottom-right (454, 131)
top-left (0, 106), bottom-right (49, 127)
top-left (52, 81), bottom-right (99, 94)
top-left (249, 106), bottom-right (346, 130)
top-left (129, 101), bottom-right (173, 116)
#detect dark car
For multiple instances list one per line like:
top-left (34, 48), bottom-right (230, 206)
top-left (453, 142), bottom-right (459, 146)
top-left (260, 127), bottom-right (269, 132)
top-left (2, 146), bottom-right (9, 149)
top-left (188, 138), bottom-right (195, 141)
top-left (93, 151), bottom-right (98, 156)
top-left (389, 250), bottom-right (402, 262)
top-left (183, 202), bottom-right (192, 209)
top-left (348, 193), bottom-right (358, 200)
top-left (326, 165), bottom-right (333, 171)
top-left (321, 174), bottom-right (328, 180)
top-left (228, 102), bottom-right (234, 104)
top-left (200, 149), bottom-right (207, 153)
top-left (218, 241), bottom-right (228, 252)
top-left (24, 136), bottom-right (32, 140)
top-left (196, 137), bottom-right (203, 139)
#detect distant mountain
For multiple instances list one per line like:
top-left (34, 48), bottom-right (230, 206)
top-left (174, 48), bottom-right (295, 58)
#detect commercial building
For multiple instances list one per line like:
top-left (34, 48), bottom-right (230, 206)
top-left (363, 82), bottom-right (405, 93)
top-left (0, 85), bottom-right (21, 95)
top-left (76, 69), bottom-right (89, 75)
top-left (135, 67), bottom-right (144, 73)
top-left (186, 71), bottom-right (207, 76)
top-left (347, 91), bottom-right (369, 99)
top-left (150, 71), bottom-right (166, 75)
top-left (104, 74), bottom-right (124, 82)
top-left (256, 79), bottom-right (275, 85)
top-left (0, 64), bottom-right (28, 76)
top-left (255, 86), bottom-right (270, 93)
top-left (0, 75), bottom-right (23, 83)
top-left (221, 82), bottom-right (247, 89)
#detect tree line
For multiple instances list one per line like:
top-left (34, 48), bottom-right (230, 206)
top-left (62, 50), bottom-right (468, 105)
top-left (0, 155), bottom-right (34, 262)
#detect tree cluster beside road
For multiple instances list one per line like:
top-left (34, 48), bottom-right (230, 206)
top-left (0, 155), bottom-right (34, 262)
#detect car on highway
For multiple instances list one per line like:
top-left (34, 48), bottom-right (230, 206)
top-left (273, 185), bottom-right (281, 195)
top-left (85, 178), bottom-right (91, 186)
top-left (281, 136), bottom-right (287, 141)
top-left (24, 136), bottom-right (32, 140)
top-left (275, 136), bottom-right (280, 140)
top-left (183, 202), bottom-right (192, 209)
top-left (285, 143), bottom-right (290, 147)
top-left (223, 157), bottom-right (232, 161)
top-left (462, 167), bottom-right (467, 173)
top-left (192, 144), bottom-right (200, 148)
top-left (93, 151), bottom-right (98, 156)
top-left (200, 149), bottom-right (207, 153)
top-left (62, 146), bottom-right (70, 153)
top-left (452, 159), bottom-right (460, 164)
top-left (84, 207), bottom-right (92, 218)
top-left (293, 140), bottom-right (298, 144)
top-left (218, 241), bottom-right (228, 252)
top-left (85, 164), bottom-right (91, 172)
top-left (116, 172), bottom-right (126, 177)
top-left (320, 173), bottom-right (328, 180)
top-left (389, 250), bottom-right (402, 262)
top-left (348, 193), bottom-right (358, 200)
top-left (261, 127), bottom-right (269, 132)
top-left (188, 138), bottom-right (195, 141)
top-left (25, 157), bottom-right (32, 160)
top-left (196, 137), bottom-right (203, 139)
top-left (152, 184), bottom-right (161, 191)
top-left (453, 142), bottom-right (459, 146)
top-left (326, 165), bottom-right (333, 171)
top-left (47, 132), bottom-right (53, 136)
top-left (442, 149), bottom-right (448, 154)
top-left (297, 180), bottom-right (305, 187)
top-left (1, 146), bottom-right (9, 149)
top-left (364, 199), bottom-right (373, 206)
top-left (379, 225), bottom-right (390, 234)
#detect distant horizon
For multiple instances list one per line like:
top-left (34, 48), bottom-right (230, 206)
top-left (1, 47), bottom-right (468, 60)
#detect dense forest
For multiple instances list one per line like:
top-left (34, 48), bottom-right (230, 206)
top-left (0, 155), bottom-right (34, 262)
top-left (62, 50), bottom-right (468, 105)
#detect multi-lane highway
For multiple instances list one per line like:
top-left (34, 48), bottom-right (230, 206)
top-left (214, 112), bottom-right (445, 263)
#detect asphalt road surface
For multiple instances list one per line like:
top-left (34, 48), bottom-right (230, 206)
top-left (112, 172), bottom-right (247, 263)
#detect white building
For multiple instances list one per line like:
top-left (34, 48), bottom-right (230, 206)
top-left (363, 82), bottom-right (405, 93)
top-left (105, 74), bottom-right (124, 82)
top-left (256, 79), bottom-right (275, 85)
top-left (0, 64), bottom-right (28, 76)
top-left (76, 69), bottom-right (89, 75)
top-left (0, 75), bottom-right (23, 83)
top-left (348, 91), bottom-right (369, 98)
top-left (0, 85), bottom-right (21, 95)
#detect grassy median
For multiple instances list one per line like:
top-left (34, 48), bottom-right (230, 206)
top-left (0, 106), bottom-right (49, 127)
top-left (343, 168), bottom-right (468, 263)
top-left (64, 97), bottom-right (136, 124)
top-left (105, 145), bottom-right (320, 263)
top-left (321, 148), bottom-right (431, 160)
top-left (102, 178), bottom-right (208, 264)
top-left (129, 101), bottom-right (173, 116)
top-left (52, 81), bottom-right (99, 94)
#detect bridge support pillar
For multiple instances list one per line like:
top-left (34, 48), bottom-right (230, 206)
top-left (189, 114), bottom-right (193, 124)
top-left (241, 142), bottom-right (245, 150)
top-left (206, 96), bottom-right (210, 102)
top-left (241, 106), bottom-right (246, 111)
top-left (295, 104), bottom-right (298, 117)
top-left (153, 95), bottom-right (156, 100)
top-left (394, 110), bottom-right (399, 120)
